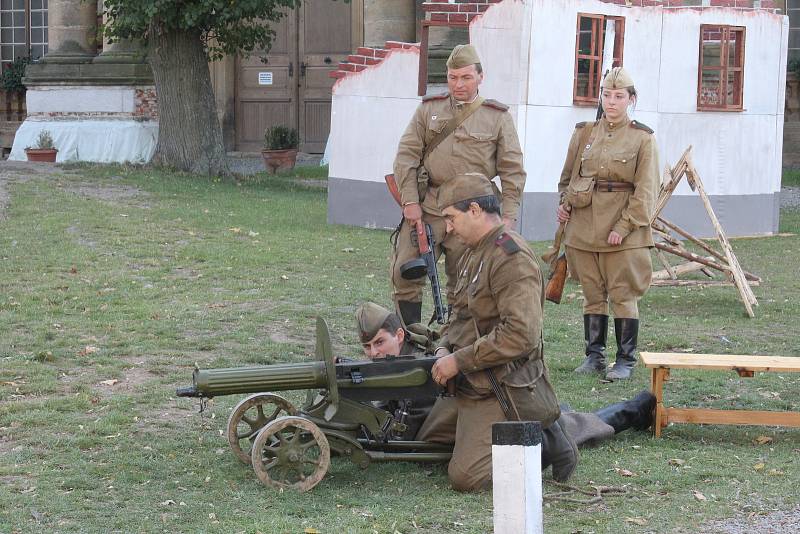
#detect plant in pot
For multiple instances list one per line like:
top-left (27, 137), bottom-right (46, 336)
top-left (262, 125), bottom-right (299, 173)
top-left (25, 129), bottom-right (58, 162)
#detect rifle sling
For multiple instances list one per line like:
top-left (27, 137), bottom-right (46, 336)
top-left (417, 96), bottom-right (485, 201)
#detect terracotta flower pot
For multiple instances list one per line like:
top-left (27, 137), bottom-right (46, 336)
top-left (261, 148), bottom-right (298, 173)
top-left (25, 148), bottom-right (58, 163)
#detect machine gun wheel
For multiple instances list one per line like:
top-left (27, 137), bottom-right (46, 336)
top-left (250, 415), bottom-right (331, 492)
top-left (227, 393), bottom-right (299, 465)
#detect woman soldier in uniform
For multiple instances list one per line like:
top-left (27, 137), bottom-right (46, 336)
top-left (556, 67), bottom-right (659, 381)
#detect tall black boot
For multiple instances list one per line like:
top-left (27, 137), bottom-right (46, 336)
top-left (606, 318), bottom-right (639, 380)
top-left (541, 420), bottom-right (579, 482)
top-left (594, 390), bottom-right (656, 433)
top-left (574, 314), bottom-right (608, 374)
top-left (397, 300), bottom-right (422, 326)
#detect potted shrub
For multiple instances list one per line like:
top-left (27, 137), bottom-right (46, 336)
top-left (262, 125), bottom-right (299, 173)
top-left (25, 129), bottom-right (58, 162)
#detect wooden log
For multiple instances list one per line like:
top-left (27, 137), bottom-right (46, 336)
top-left (654, 249), bottom-right (678, 279)
top-left (656, 217), bottom-right (760, 282)
top-left (652, 260), bottom-right (707, 280)
top-left (651, 279), bottom-right (759, 287)
top-left (686, 158), bottom-right (757, 315)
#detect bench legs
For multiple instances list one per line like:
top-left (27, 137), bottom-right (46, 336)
top-left (650, 367), bottom-right (670, 437)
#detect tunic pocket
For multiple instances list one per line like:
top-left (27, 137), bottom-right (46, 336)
top-left (565, 176), bottom-right (596, 208)
top-left (609, 151), bottom-right (638, 180)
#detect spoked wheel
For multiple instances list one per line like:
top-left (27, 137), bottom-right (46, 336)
top-left (226, 393), bottom-right (298, 465)
top-left (250, 416), bottom-right (331, 492)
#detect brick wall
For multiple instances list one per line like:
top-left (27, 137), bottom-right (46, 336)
top-left (329, 41), bottom-right (420, 80)
top-left (134, 87), bottom-right (158, 120)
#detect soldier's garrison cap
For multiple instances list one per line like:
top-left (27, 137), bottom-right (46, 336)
top-left (438, 173), bottom-right (495, 211)
top-left (601, 67), bottom-right (635, 90)
top-left (446, 44), bottom-right (481, 69)
top-left (355, 302), bottom-right (394, 343)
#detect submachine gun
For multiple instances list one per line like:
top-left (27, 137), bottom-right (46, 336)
top-left (176, 317), bottom-right (452, 492)
top-left (384, 173), bottom-right (446, 324)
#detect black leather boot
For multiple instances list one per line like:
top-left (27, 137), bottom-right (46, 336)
top-left (541, 420), bottom-right (579, 482)
top-left (606, 318), bottom-right (639, 380)
top-left (574, 314), bottom-right (608, 374)
top-left (594, 390), bottom-right (656, 433)
top-left (397, 300), bottom-right (422, 326)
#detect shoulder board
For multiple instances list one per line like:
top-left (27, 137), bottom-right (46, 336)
top-left (482, 99), bottom-right (509, 111)
top-left (495, 232), bottom-right (521, 255)
top-left (630, 120), bottom-right (654, 134)
top-left (575, 121), bottom-right (595, 129)
top-left (422, 92), bottom-right (449, 102)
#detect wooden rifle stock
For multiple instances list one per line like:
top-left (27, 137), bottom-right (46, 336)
top-left (544, 253), bottom-right (568, 304)
top-left (385, 173), bottom-right (402, 205)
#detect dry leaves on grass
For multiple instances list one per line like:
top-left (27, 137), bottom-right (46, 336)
top-left (754, 436), bottom-right (773, 445)
top-left (626, 517), bottom-right (647, 526)
top-left (668, 458), bottom-right (686, 466)
top-left (614, 467), bottom-right (637, 477)
top-left (99, 379), bottom-right (120, 386)
top-left (693, 490), bottom-right (707, 501)
top-left (78, 345), bottom-right (99, 356)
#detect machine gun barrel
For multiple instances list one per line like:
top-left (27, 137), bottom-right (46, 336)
top-left (176, 361), bottom-right (328, 398)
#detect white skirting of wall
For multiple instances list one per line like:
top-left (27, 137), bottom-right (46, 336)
top-left (9, 118), bottom-right (157, 164)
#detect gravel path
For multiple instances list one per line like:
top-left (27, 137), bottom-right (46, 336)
top-left (695, 506), bottom-right (800, 534)
top-left (781, 186), bottom-right (800, 210)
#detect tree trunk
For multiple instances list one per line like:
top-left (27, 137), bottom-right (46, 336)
top-left (148, 25), bottom-right (229, 176)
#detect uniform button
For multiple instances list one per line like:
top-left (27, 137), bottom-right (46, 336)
top-left (600, 166), bottom-right (605, 169)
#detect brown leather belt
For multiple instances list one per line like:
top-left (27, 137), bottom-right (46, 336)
top-left (595, 180), bottom-right (634, 192)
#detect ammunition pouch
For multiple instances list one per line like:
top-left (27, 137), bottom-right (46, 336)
top-left (416, 166), bottom-right (430, 203)
top-left (503, 358), bottom-right (560, 428)
top-left (565, 176), bottom-right (596, 208)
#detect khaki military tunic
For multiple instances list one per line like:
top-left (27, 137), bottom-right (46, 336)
top-left (558, 116), bottom-right (659, 318)
top-left (390, 94), bottom-right (526, 304)
top-left (416, 224), bottom-right (563, 491)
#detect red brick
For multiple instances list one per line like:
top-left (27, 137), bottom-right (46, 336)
top-left (328, 70), bottom-right (347, 79)
top-left (357, 47), bottom-right (375, 57)
top-left (375, 49), bottom-right (388, 58)
top-left (449, 13), bottom-right (468, 22)
top-left (347, 55), bottom-right (367, 64)
top-left (459, 4), bottom-right (478, 12)
top-left (431, 12), bottom-right (448, 22)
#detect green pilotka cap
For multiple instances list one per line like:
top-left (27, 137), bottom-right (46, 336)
top-left (438, 173), bottom-right (496, 211)
top-left (602, 67), bottom-right (635, 89)
top-left (355, 302), bottom-right (395, 343)
top-left (446, 44), bottom-right (481, 70)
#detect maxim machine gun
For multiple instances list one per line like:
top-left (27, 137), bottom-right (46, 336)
top-left (176, 317), bottom-right (452, 492)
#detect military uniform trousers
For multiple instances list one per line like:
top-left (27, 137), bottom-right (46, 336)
top-left (391, 213), bottom-right (467, 304)
top-left (416, 395), bottom-right (614, 492)
top-left (566, 246), bottom-right (652, 318)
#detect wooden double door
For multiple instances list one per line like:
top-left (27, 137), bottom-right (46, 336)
top-left (235, 1), bottom-right (362, 153)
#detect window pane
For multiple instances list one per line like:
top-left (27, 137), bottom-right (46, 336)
top-left (727, 71), bottom-right (743, 106)
top-left (700, 71), bottom-right (721, 107)
top-left (0, 12), bottom-right (10, 27)
top-left (31, 12), bottom-right (42, 27)
top-left (13, 27), bottom-right (24, 43)
top-left (12, 43), bottom-right (25, 59)
top-left (701, 27), bottom-right (722, 67)
top-left (30, 44), bottom-right (44, 59)
top-left (11, 0), bottom-right (23, 9)
top-left (729, 30), bottom-right (743, 68)
top-left (0, 0), bottom-right (11, 10)
top-left (31, 27), bottom-right (42, 43)
top-left (1, 45), bottom-right (11, 61)
top-left (30, 0), bottom-right (41, 9)
top-left (12, 11), bottom-right (23, 27)
top-left (0, 28), bottom-right (10, 42)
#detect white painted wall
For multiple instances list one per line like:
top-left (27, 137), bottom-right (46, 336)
top-left (26, 86), bottom-right (139, 114)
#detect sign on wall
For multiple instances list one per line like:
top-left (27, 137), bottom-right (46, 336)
top-left (258, 72), bottom-right (273, 86)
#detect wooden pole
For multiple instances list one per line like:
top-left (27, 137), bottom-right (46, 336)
top-left (492, 421), bottom-right (543, 534)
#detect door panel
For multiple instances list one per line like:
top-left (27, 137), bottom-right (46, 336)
top-left (236, 10), bottom-right (297, 152)
top-left (299, 0), bottom-right (352, 153)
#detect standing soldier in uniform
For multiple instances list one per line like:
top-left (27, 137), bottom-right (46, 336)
top-left (556, 67), bottom-right (659, 381)
top-left (391, 44), bottom-right (526, 326)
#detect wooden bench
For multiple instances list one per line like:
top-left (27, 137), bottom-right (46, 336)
top-left (640, 352), bottom-right (800, 437)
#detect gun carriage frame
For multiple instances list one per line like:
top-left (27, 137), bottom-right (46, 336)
top-left (177, 317), bottom-right (452, 491)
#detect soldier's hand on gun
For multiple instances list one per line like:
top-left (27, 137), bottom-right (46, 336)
top-left (432, 351), bottom-right (458, 386)
top-left (402, 202), bottom-right (423, 225)
top-left (556, 203), bottom-right (571, 223)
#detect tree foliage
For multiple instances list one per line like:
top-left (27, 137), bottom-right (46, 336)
top-left (103, 0), bottom-right (304, 60)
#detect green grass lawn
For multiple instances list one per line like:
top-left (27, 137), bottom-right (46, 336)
top-left (0, 165), bottom-right (798, 533)
top-left (783, 169), bottom-right (800, 187)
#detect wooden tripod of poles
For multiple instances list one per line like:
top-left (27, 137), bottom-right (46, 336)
top-left (649, 146), bottom-right (760, 318)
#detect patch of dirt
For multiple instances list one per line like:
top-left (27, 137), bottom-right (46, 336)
top-left (91, 366), bottom-right (158, 398)
top-left (59, 181), bottom-right (150, 208)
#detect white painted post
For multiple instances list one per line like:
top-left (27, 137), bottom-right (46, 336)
top-left (492, 421), bottom-right (543, 534)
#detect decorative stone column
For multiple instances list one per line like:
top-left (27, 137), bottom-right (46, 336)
top-left (43, 0), bottom-right (98, 63)
top-left (364, 0), bottom-right (417, 47)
